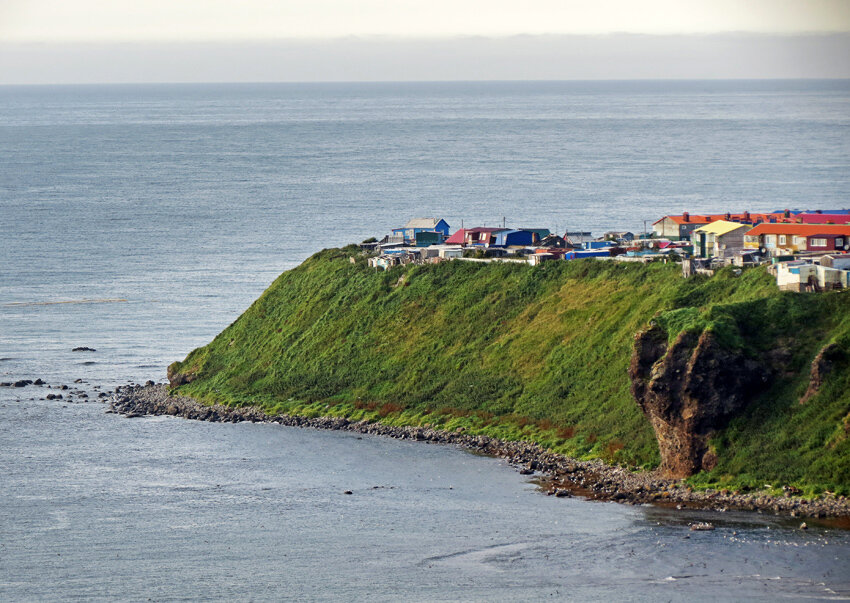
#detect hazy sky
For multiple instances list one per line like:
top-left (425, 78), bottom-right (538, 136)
top-left (3, 0), bottom-right (850, 41)
top-left (1, 1), bottom-right (849, 83)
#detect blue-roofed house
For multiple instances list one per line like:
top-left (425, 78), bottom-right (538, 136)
top-left (391, 218), bottom-right (451, 244)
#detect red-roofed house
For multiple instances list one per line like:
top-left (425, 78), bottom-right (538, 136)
top-left (652, 211), bottom-right (782, 240)
top-left (796, 214), bottom-right (850, 225)
top-left (463, 227), bottom-right (508, 247)
top-left (445, 229), bottom-right (467, 245)
top-left (743, 224), bottom-right (850, 254)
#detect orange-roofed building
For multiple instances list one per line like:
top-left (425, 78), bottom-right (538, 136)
top-left (652, 211), bottom-right (784, 241)
top-left (743, 223), bottom-right (850, 255)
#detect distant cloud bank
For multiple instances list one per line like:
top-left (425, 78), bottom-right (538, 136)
top-left (1, 33), bottom-right (849, 85)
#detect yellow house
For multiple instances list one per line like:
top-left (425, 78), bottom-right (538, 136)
top-left (692, 220), bottom-right (751, 258)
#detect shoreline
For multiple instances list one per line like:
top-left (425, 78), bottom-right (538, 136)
top-left (112, 384), bottom-right (850, 520)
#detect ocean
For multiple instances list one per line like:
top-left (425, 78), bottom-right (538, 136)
top-left (1, 80), bottom-right (849, 600)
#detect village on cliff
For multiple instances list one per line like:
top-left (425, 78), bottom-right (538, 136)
top-left (364, 211), bottom-right (850, 292)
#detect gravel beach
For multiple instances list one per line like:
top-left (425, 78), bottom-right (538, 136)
top-left (107, 384), bottom-right (850, 520)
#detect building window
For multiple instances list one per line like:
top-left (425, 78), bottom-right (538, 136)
top-left (837, 238), bottom-right (845, 247)
top-left (810, 238), bottom-right (827, 247)
top-left (793, 236), bottom-right (805, 246)
top-left (778, 235), bottom-right (787, 245)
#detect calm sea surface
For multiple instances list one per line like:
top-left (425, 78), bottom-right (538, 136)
top-left (1, 81), bottom-right (850, 600)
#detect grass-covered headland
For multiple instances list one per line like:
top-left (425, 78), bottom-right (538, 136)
top-left (170, 246), bottom-right (850, 496)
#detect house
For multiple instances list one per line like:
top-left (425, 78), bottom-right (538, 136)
top-left (743, 224), bottom-right (850, 255)
top-left (463, 227), bottom-right (508, 247)
top-left (797, 213), bottom-right (850, 225)
top-left (564, 231), bottom-right (592, 246)
top-left (692, 220), bottom-right (751, 259)
top-left (538, 234), bottom-right (568, 248)
top-left (492, 229), bottom-right (539, 247)
top-left (652, 211), bottom-right (780, 241)
top-left (603, 231), bottom-right (635, 242)
top-left (391, 218), bottom-right (451, 244)
top-left (445, 229), bottom-right (467, 245)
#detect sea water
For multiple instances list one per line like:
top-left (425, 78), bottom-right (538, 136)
top-left (1, 81), bottom-right (849, 600)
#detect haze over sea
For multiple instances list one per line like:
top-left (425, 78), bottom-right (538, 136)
top-left (1, 80), bottom-right (850, 600)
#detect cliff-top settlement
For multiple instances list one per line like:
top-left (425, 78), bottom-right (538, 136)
top-left (162, 207), bottom-right (850, 511)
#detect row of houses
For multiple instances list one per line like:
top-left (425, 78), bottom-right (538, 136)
top-left (652, 210), bottom-right (850, 241)
top-left (368, 213), bottom-right (850, 287)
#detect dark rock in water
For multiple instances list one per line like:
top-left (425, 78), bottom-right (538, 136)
top-left (13, 380), bottom-right (32, 388)
top-left (98, 392), bottom-right (108, 398)
top-left (689, 522), bottom-right (715, 531)
top-left (60, 385), bottom-right (69, 390)
top-left (72, 347), bottom-right (96, 352)
top-left (0, 382), bottom-right (11, 387)
top-left (629, 325), bottom-right (766, 478)
top-left (74, 379), bottom-right (83, 383)
top-left (46, 394), bottom-right (56, 400)
top-left (343, 490), bottom-right (353, 495)
top-left (33, 378), bottom-right (45, 385)
top-left (519, 468), bottom-right (534, 475)
top-left (145, 380), bottom-right (155, 387)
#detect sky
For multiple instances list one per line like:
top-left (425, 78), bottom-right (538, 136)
top-left (1, 1), bottom-right (849, 83)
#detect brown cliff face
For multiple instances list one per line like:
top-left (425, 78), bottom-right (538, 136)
top-left (800, 342), bottom-right (842, 404)
top-left (629, 325), bottom-right (767, 478)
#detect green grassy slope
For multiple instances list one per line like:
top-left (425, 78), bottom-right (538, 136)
top-left (172, 247), bottom-right (850, 493)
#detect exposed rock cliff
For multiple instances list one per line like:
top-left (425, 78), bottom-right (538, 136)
top-left (800, 342), bottom-right (842, 405)
top-left (629, 324), bottom-right (768, 478)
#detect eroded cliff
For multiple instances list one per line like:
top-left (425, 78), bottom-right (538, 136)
top-left (629, 324), bottom-right (768, 478)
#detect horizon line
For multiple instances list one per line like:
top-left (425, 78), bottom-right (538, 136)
top-left (2, 77), bottom-right (850, 88)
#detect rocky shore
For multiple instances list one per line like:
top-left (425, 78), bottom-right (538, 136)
top-left (111, 384), bottom-right (850, 519)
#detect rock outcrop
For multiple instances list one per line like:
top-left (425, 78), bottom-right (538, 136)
top-left (629, 324), bottom-right (767, 478)
top-left (800, 342), bottom-right (843, 404)
top-left (167, 362), bottom-right (197, 388)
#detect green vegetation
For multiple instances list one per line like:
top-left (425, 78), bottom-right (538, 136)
top-left (171, 247), bottom-right (850, 494)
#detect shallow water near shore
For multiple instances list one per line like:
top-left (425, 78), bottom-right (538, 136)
top-left (2, 81), bottom-right (850, 599)
top-left (1, 389), bottom-right (849, 601)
